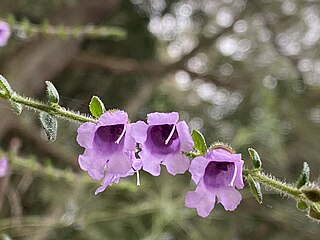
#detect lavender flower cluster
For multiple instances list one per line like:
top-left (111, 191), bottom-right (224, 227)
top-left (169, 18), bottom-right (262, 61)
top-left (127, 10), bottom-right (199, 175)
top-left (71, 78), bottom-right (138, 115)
top-left (77, 110), bottom-right (244, 217)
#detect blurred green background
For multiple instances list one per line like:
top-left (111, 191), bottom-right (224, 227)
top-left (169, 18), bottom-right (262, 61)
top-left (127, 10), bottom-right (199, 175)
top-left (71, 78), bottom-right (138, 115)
top-left (1, 0), bottom-right (320, 239)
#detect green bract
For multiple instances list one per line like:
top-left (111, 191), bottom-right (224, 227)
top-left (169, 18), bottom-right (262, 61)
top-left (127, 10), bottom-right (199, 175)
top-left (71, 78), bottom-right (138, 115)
top-left (191, 129), bottom-right (207, 155)
top-left (248, 148), bottom-right (262, 169)
top-left (39, 112), bottom-right (58, 142)
top-left (296, 162), bottom-right (310, 189)
top-left (247, 174), bottom-right (263, 204)
top-left (45, 81), bottom-right (60, 104)
top-left (89, 96), bottom-right (106, 118)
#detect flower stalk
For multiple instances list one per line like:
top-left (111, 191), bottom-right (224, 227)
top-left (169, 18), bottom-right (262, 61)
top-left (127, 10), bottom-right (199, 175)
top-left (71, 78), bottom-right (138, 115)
top-left (2, 15), bottom-right (126, 40)
top-left (0, 149), bottom-right (136, 191)
top-left (0, 89), bottom-right (97, 124)
top-left (0, 88), bottom-right (312, 199)
top-left (0, 87), bottom-right (316, 195)
top-left (244, 169), bottom-right (302, 198)
top-left (1, 75), bottom-right (320, 220)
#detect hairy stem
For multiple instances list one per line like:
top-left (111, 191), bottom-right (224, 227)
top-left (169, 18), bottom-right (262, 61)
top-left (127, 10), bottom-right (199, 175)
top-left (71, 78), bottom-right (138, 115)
top-left (0, 91), bottom-right (97, 124)
top-left (244, 169), bottom-right (302, 198)
top-left (3, 150), bottom-right (136, 190)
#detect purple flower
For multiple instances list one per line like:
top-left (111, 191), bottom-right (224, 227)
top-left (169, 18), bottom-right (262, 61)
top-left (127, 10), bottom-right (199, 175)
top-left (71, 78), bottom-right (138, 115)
top-left (131, 112), bottom-right (193, 176)
top-left (0, 158), bottom-right (8, 177)
top-left (76, 110), bottom-right (137, 193)
top-left (0, 21), bottom-right (11, 47)
top-left (185, 148), bottom-right (244, 218)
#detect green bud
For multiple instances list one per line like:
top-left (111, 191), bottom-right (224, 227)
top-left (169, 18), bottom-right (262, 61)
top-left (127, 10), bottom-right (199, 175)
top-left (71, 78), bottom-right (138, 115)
top-left (0, 75), bottom-right (13, 97)
top-left (89, 96), bottom-right (106, 118)
top-left (296, 200), bottom-right (308, 211)
top-left (308, 203), bottom-right (320, 221)
top-left (247, 174), bottom-right (263, 204)
top-left (191, 130), bottom-right (207, 155)
top-left (45, 81), bottom-right (60, 104)
top-left (248, 148), bottom-right (262, 169)
top-left (39, 112), bottom-right (58, 142)
top-left (302, 187), bottom-right (320, 203)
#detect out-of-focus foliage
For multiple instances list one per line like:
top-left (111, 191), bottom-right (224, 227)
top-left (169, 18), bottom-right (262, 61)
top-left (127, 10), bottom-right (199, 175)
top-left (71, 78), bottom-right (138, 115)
top-left (1, 0), bottom-right (320, 239)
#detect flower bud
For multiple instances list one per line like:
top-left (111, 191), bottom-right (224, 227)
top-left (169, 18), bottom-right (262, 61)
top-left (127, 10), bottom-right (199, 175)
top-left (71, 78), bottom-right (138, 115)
top-left (308, 203), bottom-right (320, 221)
top-left (302, 187), bottom-right (320, 203)
top-left (296, 200), bottom-right (308, 211)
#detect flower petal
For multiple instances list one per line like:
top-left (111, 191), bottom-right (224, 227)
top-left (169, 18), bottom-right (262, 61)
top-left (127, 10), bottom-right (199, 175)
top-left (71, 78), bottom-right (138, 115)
top-left (216, 186), bottom-right (242, 211)
top-left (124, 124), bottom-right (137, 151)
top-left (162, 153), bottom-right (190, 175)
top-left (176, 121), bottom-right (194, 152)
top-left (107, 152), bottom-right (132, 174)
top-left (98, 110), bottom-right (128, 126)
top-left (76, 122), bottom-right (96, 148)
top-left (133, 158), bottom-right (143, 171)
top-left (189, 156), bottom-right (209, 185)
top-left (131, 121), bottom-right (148, 143)
top-left (206, 150), bottom-right (242, 163)
top-left (78, 149), bottom-right (106, 180)
top-left (185, 181), bottom-right (216, 218)
top-left (147, 112), bottom-right (179, 125)
top-left (235, 160), bottom-right (244, 189)
top-left (139, 150), bottom-right (162, 176)
top-left (95, 174), bottom-right (119, 195)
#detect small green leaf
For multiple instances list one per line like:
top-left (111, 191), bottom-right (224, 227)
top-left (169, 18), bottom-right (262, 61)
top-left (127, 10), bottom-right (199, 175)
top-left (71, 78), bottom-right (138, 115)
top-left (296, 200), bottom-right (308, 211)
top-left (45, 81), bottom-right (60, 104)
top-left (247, 174), bottom-right (263, 204)
top-left (296, 162), bottom-right (310, 189)
top-left (10, 101), bottom-right (23, 115)
top-left (191, 129), bottom-right (207, 155)
top-left (248, 148), bottom-right (262, 169)
top-left (39, 112), bottom-right (58, 142)
top-left (302, 187), bottom-right (320, 203)
top-left (89, 96), bottom-right (106, 118)
top-left (308, 203), bottom-right (320, 221)
top-left (0, 75), bottom-right (13, 96)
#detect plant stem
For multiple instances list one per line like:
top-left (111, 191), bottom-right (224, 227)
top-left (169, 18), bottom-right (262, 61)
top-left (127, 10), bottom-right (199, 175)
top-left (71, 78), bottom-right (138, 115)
top-left (2, 150), bottom-right (136, 190)
top-left (244, 170), bottom-right (302, 198)
top-left (15, 23), bottom-right (127, 40)
top-left (0, 91), bottom-right (97, 124)
top-left (1, 16), bottom-right (126, 40)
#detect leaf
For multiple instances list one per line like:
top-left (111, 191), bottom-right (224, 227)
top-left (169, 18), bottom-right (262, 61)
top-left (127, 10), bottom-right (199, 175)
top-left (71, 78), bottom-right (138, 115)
top-left (296, 162), bottom-right (310, 189)
top-left (0, 75), bottom-right (13, 96)
top-left (39, 112), bottom-right (58, 142)
top-left (45, 81), bottom-right (60, 104)
top-left (191, 129), bottom-right (207, 155)
top-left (248, 148), bottom-right (262, 169)
top-left (10, 101), bottom-right (23, 115)
top-left (247, 174), bottom-right (263, 204)
top-left (89, 96), bottom-right (106, 118)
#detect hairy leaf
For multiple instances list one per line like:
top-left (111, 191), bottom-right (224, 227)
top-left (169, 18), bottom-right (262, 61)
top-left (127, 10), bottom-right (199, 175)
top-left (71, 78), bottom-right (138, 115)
top-left (191, 129), bottom-right (207, 155)
top-left (89, 96), bottom-right (106, 118)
